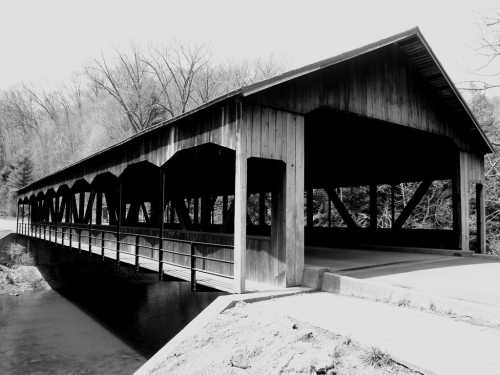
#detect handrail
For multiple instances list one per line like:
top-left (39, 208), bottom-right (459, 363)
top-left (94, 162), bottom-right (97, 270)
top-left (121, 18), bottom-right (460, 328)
top-left (23, 222), bottom-right (235, 288)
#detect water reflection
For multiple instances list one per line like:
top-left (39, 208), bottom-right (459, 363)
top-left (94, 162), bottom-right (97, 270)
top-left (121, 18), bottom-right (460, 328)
top-left (0, 236), bottom-right (225, 374)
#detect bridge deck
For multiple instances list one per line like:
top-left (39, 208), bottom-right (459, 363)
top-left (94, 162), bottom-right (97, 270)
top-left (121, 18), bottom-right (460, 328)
top-left (23, 226), bottom-right (277, 293)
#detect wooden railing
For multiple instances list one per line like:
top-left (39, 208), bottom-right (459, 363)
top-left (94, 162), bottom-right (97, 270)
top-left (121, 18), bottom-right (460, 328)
top-left (17, 222), bottom-right (234, 290)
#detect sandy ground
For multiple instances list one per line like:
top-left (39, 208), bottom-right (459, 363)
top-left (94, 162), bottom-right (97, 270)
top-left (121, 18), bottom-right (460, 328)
top-left (152, 301), bottom-right (419, 375)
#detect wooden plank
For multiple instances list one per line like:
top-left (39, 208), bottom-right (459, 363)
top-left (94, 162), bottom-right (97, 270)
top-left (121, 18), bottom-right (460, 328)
top-left (453, 151), bottom-right (470, 250)
top-left (294, 114), bottom-right (305, 285)
top-left (476, 183), bottom-right (486, 254)
top-left (234, 102), bottom-right (247, 293)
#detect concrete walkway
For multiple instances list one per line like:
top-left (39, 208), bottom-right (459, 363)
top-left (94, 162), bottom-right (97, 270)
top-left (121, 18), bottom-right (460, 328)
top-left (306, 246), bottom-right (500, 310)
top-left (257, 292), bottom-right (500, 375)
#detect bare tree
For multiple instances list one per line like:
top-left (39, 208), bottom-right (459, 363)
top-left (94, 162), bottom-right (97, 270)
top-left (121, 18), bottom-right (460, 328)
top-left (86, 48), bottom-right (164, 133)
top-left (145, 44), bottom-right (208, 116)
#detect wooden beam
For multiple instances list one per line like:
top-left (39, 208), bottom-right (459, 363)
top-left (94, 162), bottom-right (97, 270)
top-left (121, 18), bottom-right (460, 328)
top-left (259, 191), bottom-right (266, 226)
top-left (393, 180), bottom-right (432, 230)
top-left (234, 103), bottom-right (246, 293)
top-left (306, 188), bottom-right (313, 227)
top-left (453, 152), bottom-right (470, 250)
top-left (95, 192), bottom-right (102, 225)
top-left (369, 184), bottom-right (377, 229)
top-left (71, 194), bottom-right (79, 223)
top-left (104, 191), bottom-right (118, 225)
top-left (79, 192), bottom-right (85, 223)
top-left (325, 188), bottom-right (358, 229)
top-left (173, 197), bottom-right (192, 228)
top-left (476, 183), bottom-right (486, 253)
top-left (140, 202), bottom-right (151, 224)
top-left (83, 190), bottom-right (96, 224)
top-left (159, 170), bottom-right (165, 279)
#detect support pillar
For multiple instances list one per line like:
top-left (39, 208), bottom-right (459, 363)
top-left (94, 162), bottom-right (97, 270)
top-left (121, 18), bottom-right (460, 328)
top-left (116, 183), bottom-right (123, 267)
top-left (234, 145), bottom-right (247, 293)
top-left (453, 151), bottom-right (470, 251)
top-left (476, 183), bottom-right (486, 253)
top-left (158, 169), bottom-right (165, 280)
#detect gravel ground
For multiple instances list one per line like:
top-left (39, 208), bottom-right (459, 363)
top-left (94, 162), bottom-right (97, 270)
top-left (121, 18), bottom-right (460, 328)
top-left (151, 301), bottom-right (421, 375)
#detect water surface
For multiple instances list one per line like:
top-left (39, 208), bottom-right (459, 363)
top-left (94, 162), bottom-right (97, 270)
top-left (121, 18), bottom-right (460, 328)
top-left (0, 236), bottom-right (224, 374)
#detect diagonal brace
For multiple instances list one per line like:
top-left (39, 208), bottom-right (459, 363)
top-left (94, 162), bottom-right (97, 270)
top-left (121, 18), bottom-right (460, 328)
top-left (393, 180), bottom-right (433, 230)
top-left (326, 188), bottom-right (358, 229)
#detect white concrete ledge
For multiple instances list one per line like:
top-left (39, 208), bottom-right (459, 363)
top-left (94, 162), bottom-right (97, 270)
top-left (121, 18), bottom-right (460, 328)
top-left (321, 271), bottom-right (500, 326)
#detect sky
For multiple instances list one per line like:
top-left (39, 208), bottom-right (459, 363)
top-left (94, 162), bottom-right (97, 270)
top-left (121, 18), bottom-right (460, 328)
top-left (0, 0), bottom-right (499, 93)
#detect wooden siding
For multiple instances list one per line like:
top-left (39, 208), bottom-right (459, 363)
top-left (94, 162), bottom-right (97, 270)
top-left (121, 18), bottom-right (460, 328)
top-left (240, 104), bottom-right (305, 286)
top-left (251, 46), bottom-right (471, 152)
top-left (20, 103), bottom-right (239, 198)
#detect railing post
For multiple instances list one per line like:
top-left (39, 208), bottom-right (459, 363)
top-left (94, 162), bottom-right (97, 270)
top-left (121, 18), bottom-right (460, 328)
top-left (116, 182), bottom-right (122, 269)
top-left (78, 227), bottom-right (82, 253)
top-left (16, 203), bottom-right (20, 234)
top-left (158, 169), bottom-right (165, 280)
top-left (88, 188), bottom-right (93, 256)
top-left (101, 231), bottom-right (105, 260)
top-left (88, 220), bottom-right (92, 257)
top-left (135, 235), bottom-right (140, 272)
top-left (190, 242), bottom-right (196, 292)
top-left (68, 194), bottom-right (73, 248)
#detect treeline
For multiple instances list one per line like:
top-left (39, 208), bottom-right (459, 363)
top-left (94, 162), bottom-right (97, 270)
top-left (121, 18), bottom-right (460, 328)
top-left (0, 44), bottom-right (283, 215)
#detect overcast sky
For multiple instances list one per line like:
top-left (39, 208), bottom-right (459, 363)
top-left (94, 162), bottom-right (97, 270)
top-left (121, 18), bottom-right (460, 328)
top-left (0, 0), bottom-right (499, 92)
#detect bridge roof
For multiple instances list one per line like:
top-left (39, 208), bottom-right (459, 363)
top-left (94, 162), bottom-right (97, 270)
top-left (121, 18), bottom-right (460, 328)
top-left (18, 27), bottom-right (492, 196)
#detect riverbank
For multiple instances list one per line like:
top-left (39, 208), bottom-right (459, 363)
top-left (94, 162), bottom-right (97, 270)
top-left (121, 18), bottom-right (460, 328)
top-left (0, 219), bottom-right (50, 295)
top-left (146, 299), bottom-right (419, 375)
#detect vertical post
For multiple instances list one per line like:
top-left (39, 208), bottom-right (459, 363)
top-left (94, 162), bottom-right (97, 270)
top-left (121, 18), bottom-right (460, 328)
top-left (476, 183), bottom-right (486, 253)
top-left (234, 118), bottom-right (247, 293)
top-left (158, 169), bottom-right (165, 280)
top-left (28, 202), bottom-right (31, 236)
top-left (194, 196), bottom-right (199, 225)
top-left (68, 193), bottom-right (73, 248)
top-left (453, 151), bottom-right (470, 251)
top-left (21, 204), bottom-right (24, 234)
top-left (391, 185), bottom-right (396, 228)
top-left (222, 195), bottom-right (227, 226)
top-left (16, 202), bottom-right (20, 233)
top-left (61, 198), bottom-right (65, 246)
top-left (259, 191), bottom-right (266, 226)
top-left (78, 227), bottom-right (82, 252)
top-left (96, 191), bottom-right (102, 225)
top-left (101, 230), bottom-right (105, 260)
top-left (135, 235), bottom-right (140, 271)
top-left (88, 189), bottom-right (93, 256)
top-left (190, 242), bottom-right (196, 291)
top-left (79, 192), bottom-right (85, 224)
top-left (328, 197), bottom-right (332, 227)
top-left (370, 184), bottom-right (377, 230)
top-left (116, 182), bottom-right (122, 268)
top-left (306, 188), bottom-right (313, 228)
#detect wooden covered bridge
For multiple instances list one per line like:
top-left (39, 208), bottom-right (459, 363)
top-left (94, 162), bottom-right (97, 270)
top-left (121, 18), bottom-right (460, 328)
top-left (16, 28), bottom-right (492, 293)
